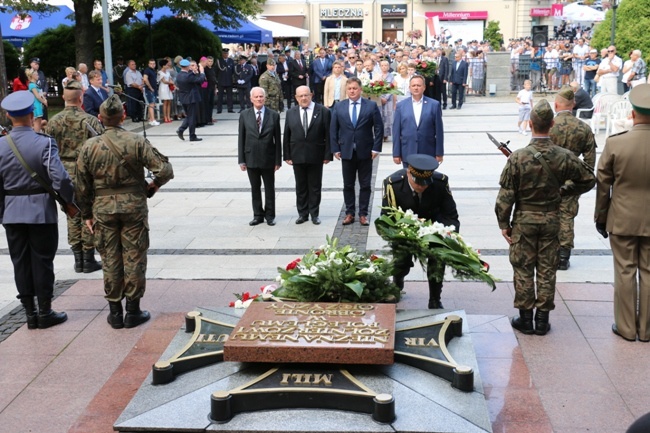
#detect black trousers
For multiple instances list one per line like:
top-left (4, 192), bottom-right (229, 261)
top-left (293, 163), bottom-right (324, 218)
top-left (238, 86), bottom-right (251, 110)
top-left (342, 152), bottom-right (373, 217)
top-left (206, 85), bottom-right (216, 120)
top-left (217, 86), bottom-right (234, 112)
top-left (126, 87), bottom-right (144, 121)
top-left (441, 81), bottom-right (448, 107)
top-left (247, 167), bottom-right (276, 221)
top-left (281, 81), bottom-right (292, 109)
top-left (179, 102), bottom-right (198, 138)
top-left (451, 83), bottom-right (465, 107)
top-left (314, 81), bottom-right (325, 104)
top-left (4, 223), bottom-right (58, 301)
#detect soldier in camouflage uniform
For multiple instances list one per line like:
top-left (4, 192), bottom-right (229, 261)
top-left (259, 58), bottom-right (282, 112)
top-left (549, 87), bottom-right (597, 270)
top-left (495, 99), bottom-right (596, 336)
top-left (44, 80), bottom-right (104, 274)
top-left (76, 95), bottom-right (174, 329)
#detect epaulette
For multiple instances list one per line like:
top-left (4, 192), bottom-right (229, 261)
top-left (432, 171), bottom-right (446, 182)
top-left (388, 170), bottom-right (407, 184)
top-left (608, 130), bottom-right (628, 138)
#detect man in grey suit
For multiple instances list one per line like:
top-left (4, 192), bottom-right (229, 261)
top-left (283, 86), bottom-right (332, 225)
top-left (0, 91), bottom-right (74, 329)
top-left (330, 77), bottom-right (384, 226)
top-left (393, 75), bottom-right (444, 166)
top-left (238, 87), bottom-right (282, 226)
top-left (176, 59), bottom-right (205, 142)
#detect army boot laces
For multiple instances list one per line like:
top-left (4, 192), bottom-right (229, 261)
top-left (107, 301), bottom-right (124, 329)
top-left (37, 298), bottom-right (68, 329)
top-left (511, 309), bottom-right (534, 334)
top-left (534, 309), bottom-right (551, 335)
top-left (124, 299), bottom-right (151, 328)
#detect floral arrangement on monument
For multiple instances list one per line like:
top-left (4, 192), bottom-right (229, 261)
top-left (362, 79), bottom-right (403, 97)
top-left (412, 59), bottom-right (438, 77)
top-left (375, 206), bottom-right (497, 289)
top-left (406, 29), bottom-right (423, 40)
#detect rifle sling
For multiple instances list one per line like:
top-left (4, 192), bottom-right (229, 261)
top-left (101, 134), bottom-right (147, 195)
top-left (529, 145), bottom-right (561, 189)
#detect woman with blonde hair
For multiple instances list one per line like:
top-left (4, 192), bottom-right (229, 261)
top-left (62, 66), bottom-right (76, 87)
top-left (393, 62), bottom-right (411, 103)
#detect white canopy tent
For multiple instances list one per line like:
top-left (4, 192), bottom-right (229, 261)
top-left (252, 18), bottom-right (309, 38)
top-left (561, 3), bottom-right (605, 22)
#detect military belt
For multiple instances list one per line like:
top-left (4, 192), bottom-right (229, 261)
top-left (3, 187), bottom-right (48, 196)
top-left (94, 185), bottom-right (145, 196)
top-left (517, 203), bottom-right (559, 212)
top-left (60, 156), bottom-right (77, 162)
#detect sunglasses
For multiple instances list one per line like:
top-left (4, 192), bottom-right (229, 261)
top-left (608, 50), bottom-right (615, 53)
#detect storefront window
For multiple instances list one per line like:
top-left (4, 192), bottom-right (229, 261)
top-left (321, 20), bottom-right (363, 46)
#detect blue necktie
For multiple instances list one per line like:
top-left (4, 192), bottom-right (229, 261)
top-left (351, 101), bottom-right (358, 127)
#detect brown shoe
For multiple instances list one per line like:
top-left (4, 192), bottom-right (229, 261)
top-left (359, 216), bottom-right (370, 226)
top-left (342, 214), bottom-right (355, 225)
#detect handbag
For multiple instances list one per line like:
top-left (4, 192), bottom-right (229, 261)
top-left (169, 83), bottom-right (175, 92)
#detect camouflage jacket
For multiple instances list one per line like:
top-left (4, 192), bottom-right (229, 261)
top-left (76, 126), bottom-right (174, 219)
top-left (549, 111), bottom-right (597, 169)
top-left (259, 71), bottom-right (282, 109)
top-left (495, 137), bottom-right (596, 228)
top-left (44, 107), bottom-right (104, 163)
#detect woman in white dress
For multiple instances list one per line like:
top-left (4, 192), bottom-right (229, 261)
top-left (378, 60), bottom-right (395, 141)
top-left (393, 62), bottom-right (411, 104)
top-left (157, 59), bottom-right (174, 123)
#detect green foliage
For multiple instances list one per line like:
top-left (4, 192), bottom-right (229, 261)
top-left (22, 24), bottom-right (76, 81)
top-left (3, 41), bottom-right (21, 80)
top-left (591, 0), bottom-right (650, 64)
top-left (484, 20), bottom-right (503, 52)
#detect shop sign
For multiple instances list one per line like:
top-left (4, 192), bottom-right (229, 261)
top-left (320, 8), bottom-right (364, 18)
top-left (381, 4), bottom-right (408, 18)
top-left (531, 8), bottom-right (552, 17)
top-left (424, 11), bottom-right (488, 21)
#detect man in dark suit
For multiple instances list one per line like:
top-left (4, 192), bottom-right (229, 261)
top-left (330, 77), bottom-right (384, 226)
top-left (83, 70), bottom-right (108, 117)
top-left (216, 49), bottom-right (235, 113)
top-left (381, 154), bottom-right (459, 309)
top-left (276, 52), bottom-right (292, 111)
top-left (393, 75), bottom-right (444, 166)
top-left (238, 87), bottom-right (282, 226)
top-left (289, 50), bottom-right (308, 90)
top-left (176, 59), bottom-right (205, 142)
top-left (449, 51), bottom-right (469, 109)
top-left (311, 48), bottom-right (332, 104)
top-left (570, 81), bottom-right (594, 119)
top-left (283, 85), bottom-right (332, 225)
top-left (437, 49), bottom-right (450, 109)
top-left (235, 56), bottom-right (254, 112)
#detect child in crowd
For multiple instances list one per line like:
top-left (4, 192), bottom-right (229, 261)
top-left (27, 68), bottom-right (47, 132)
top-left (516, 79), bottom-right (534, 135)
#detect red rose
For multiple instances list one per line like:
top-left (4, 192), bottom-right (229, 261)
top-left (286, 258), bottom-right (301, 271)
top-left (229, 301), bottom-right (235, 307)
top-left (421, 62), bottom-right (428, 68)
top-left (370, 254), bottom-right (378, 261)
top-left (378, 80), bottom-right (385, 86)
top-left (242, 292), bottom-right (251, 301)
top-left (315, 251), bottom-right (322, 256)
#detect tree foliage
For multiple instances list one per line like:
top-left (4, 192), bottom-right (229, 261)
top-left (3, 41), bottom-right (21, 80)
top-left (484, 21), bottom-right (503, 52)
top-left (23, 25), bottom-right (77, 82)
top-left (591, 0), bottom-right (650, 63)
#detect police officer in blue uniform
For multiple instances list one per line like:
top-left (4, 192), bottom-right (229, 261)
top-left (0, 91), bottom-right (74, 329)
top-left (381, 154), bottom-right (460, 309)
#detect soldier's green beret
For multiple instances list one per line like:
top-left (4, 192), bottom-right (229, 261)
top-left (64, 80), bottom-right (83, 90)
top-left (531, 99), bottom-right (554, 123)
top-left (558, 86), bottom-right (574, 101)
top-left (100, 94), bottom-right (123, 117)
top-left (629, 83), bottom-right (650, 116)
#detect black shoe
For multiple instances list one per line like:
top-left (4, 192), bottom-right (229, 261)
top-left (457, 106), bottom-right (462, 110)
top-left (124, 299), bottom-right (150, 329)
top-left (534, 309), bottom-right (551, 336)
top-left (176, 130), bottom-right (185, 141)
top-left (206, 122), bottom-right (214, 126)
top-left (267, 219), bottom-right (276, 226)
top-left (228, 110), bottom-right (235, 113)
top-left (428, 300), bottom-right (444, 309)
top-left (442, 105), bottom-right (447, 110)
top-left (312, 217), bottom-right (321, 225)
top-left (189, 137), bottom-right (203, 142)
top-left (107, 301), bottom-right (124, 329)
top-left (249, 218), bottom-right (264, 226)
top-left (511, 309), bottom-right (534, 335)
top-left (612, 324), bottom-right (636, 341)
top-left (21, 297), bottom-right (38, 330)
top-left (196, 124), bottom-right (205, 128)
top-left (295, 216), bottom-right (308, 224)
top-left (37, 298), bottom-right (67, 329)
top-left (82, 248), bottom-right (102, 273)
top-left (449, 106), bottom-right (456, 110)
top-left (217, 111), bottom-right (222, 114)
top-left (72, 248), bottom-right (83, 273)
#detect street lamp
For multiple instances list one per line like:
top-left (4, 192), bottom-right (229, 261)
top-left (610, 0), bottom-right (620, 46)
top-left (145, 3), bottom-right (154, 59)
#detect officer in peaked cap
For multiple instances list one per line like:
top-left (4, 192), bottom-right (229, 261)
top-left (381, 153), bottom-right (460, 310)
top-left (0, 90), bottom-right (74, 329)
top-left (595, 83), bottom-right (650, 342)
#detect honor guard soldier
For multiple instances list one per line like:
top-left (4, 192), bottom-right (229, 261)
top-left (0, 91), bottom-right (75, 329)
top-left (381, 154), bottom-right (460, 309)
top-left (76, 95), bottom-right (174, 329)
top-left (496, 100), bottom-right (596, 336)
top-left (45, 80), bottom-right (104, 273)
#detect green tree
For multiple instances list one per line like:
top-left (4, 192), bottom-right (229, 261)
top-left (3, 41), bottom-right (21, 81)
top-left (591, 0), bottom-right (650, 64)
top-left (484, 20), bottom-right (503, 52)
top-left (23, 25), bottom-right (77, 86)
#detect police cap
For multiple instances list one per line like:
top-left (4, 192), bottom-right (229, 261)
top-left (406, 154), bottom-right (439, 186)
top-left (1, 90), bottom-right (35, 117)
top-left (100, 94), bottom-right (123, 117)
top-left (629, 83), bottom-right (650, 116)
top-left (531, 99), bottom-right (554, 123)
top-left (558, 86), bottom-right (574, 101)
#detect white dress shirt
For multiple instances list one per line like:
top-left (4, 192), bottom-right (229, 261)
top-left (412, 97), bottom-right (423, 127)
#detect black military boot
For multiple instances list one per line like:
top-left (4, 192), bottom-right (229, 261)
top-left (558, 248), bottom-right (571, 271)
top-left (82, 248), bottom-right (102, 273)
top-left (21, 296), bottom-right (38, 330)
top-left (37, 298), bottom-right (68, 329)
top-left (107, 301), bottom-right (124, 329)
top-left (72, 248), bottom-right (84, 273)
top-left (511, 309), bottom-right (534, 334)
top-left (534, 309), bottom-right (552, 335)
top-left (124, 299), bottom-right (151, 328)
top-left (427, 280), bottom-right (444, 309)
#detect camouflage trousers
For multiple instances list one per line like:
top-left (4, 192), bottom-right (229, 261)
top-left (93, 212), bottom-right (149, 302)
top-left (509, 215), bottom-right (560, 311)
top-left (264, 96), bottom-right (281, 112)
top-left (559, 194), bottom-right (579, 250)
top-left (63, 161), bottom-right (94, 251)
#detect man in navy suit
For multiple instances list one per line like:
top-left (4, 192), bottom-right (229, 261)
top-left (176, 59), bottom-right (205, 142)
top-left (449, 51), bottom-right (469, 109)
top-left (330, 77), bottom-right (384, 226)
top-left (83, 70), bottom-right (108, 117)
top-left (311, 48), bottom-right (332, 104)
top-left (437, 49), bottom-right (450, 109)
top-left (393, 75), bottom-right (444, 166)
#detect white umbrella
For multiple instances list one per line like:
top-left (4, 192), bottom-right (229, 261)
top-left (562, 3), bottom-right (605, 22)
